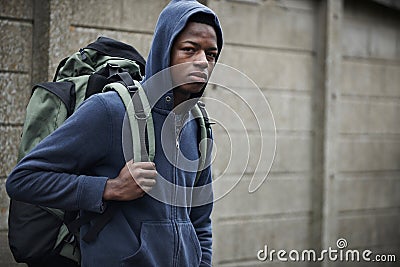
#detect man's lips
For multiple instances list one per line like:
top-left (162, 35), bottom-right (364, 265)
top-left (188, 71), bottom-right (208, 82)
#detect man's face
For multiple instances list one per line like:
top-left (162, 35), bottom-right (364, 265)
top-left (170, 22), bottom-right (218, 101)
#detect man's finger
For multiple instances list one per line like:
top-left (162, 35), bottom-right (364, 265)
top-left (137, 177), bottom-right (156, 187)
top-left (141, 185), bottom-right (155, 193)
top-left (132, 161), bottom-right (156, 170)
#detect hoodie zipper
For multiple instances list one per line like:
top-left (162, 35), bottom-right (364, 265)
top-left (173, 113), bottom-right (182, 266)
top-left (172, 112), bottom-right (190, 266)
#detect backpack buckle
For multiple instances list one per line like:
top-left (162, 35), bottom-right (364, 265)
top-left (107, 62), bottom-right (120, 69)
top-left (107, 63), bottom-right (121, 76)
top-left (127, 85), bottom-right (138, 93)
top-left (197, 101), bottom-right (206, 108)
top-left (135, 111), bottom-right (147, 120)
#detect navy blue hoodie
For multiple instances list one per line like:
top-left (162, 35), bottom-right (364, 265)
top-left (6, 0), bottom-right (223, 266)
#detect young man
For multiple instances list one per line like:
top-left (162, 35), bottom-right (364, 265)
top-left (6, 0), bottom-right (223, 266)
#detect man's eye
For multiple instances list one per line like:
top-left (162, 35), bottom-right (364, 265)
top-left (206, 52), bottom-right (217, 60)
top-left (182, 47), bottom-right (195, 52)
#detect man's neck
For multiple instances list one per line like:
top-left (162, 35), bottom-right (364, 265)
top-left (173, 90), bottom-right (191, 108)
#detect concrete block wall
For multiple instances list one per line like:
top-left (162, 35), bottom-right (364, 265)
top-left (207, 1), bottom-right (318, 266)
top-left (0, 0), bottom-right (399, 266)
top-left (335, 1), bottom-right (400, 266)
top-left (207, 0), bottom-right (400, 266)
top-left (0, 0), bottom-right (33, 265)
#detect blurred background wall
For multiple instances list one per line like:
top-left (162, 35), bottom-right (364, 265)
top-left (0, 0), bottom-right (399, 266)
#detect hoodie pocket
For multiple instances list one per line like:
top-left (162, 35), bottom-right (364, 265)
top-left (121, 221), bottom-right (174, 267)
top-left (177, 222), bottom-right (202, 267)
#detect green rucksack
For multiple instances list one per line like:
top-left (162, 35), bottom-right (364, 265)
top-left (8, 36), bottom-right (211, 265)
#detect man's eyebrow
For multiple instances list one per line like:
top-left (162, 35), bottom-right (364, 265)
top-left (182, 40), bottom-right (218, 51)
top-left (181, 40), bottom-right (200, 47)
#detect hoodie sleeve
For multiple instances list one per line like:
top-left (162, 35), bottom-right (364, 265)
top-left (6, 95), bottom-right (113, 213)
top-left (190, 165), bottom-right (213, 267)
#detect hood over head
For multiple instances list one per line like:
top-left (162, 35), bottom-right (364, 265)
top-left (142, 0), bottom-right (223, 111)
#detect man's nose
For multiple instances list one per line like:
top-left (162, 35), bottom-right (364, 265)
top-left (194, 51), bottom-right (209, 69)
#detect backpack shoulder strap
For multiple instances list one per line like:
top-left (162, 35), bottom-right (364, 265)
top-left (103, 76), bottom-right (155, 162)
top-left (68, 78), bottom-right (153, 240)
top-left (70, 77), bottom-right (156, 244)
top-left (192, 101), bottom-right (212, 185)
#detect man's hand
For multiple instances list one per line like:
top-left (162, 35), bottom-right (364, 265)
top-left (103, 160), bottom-right (157, 201)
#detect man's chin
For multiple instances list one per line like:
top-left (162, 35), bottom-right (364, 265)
top-left (176, 82), bottom-right (205, 94)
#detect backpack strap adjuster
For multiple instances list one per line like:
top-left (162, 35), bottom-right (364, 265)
top-left (127, 85), bottom-right (138, 93)
top-left (134, 111), bottom-right (147, 120)
top-left (107, 63), bottom-right (121, 76)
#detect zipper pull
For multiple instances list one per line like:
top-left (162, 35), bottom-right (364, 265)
top-left (79, 48), bottom-right (87, 61)
top-left (175, 113), bottom-right (182, 149)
